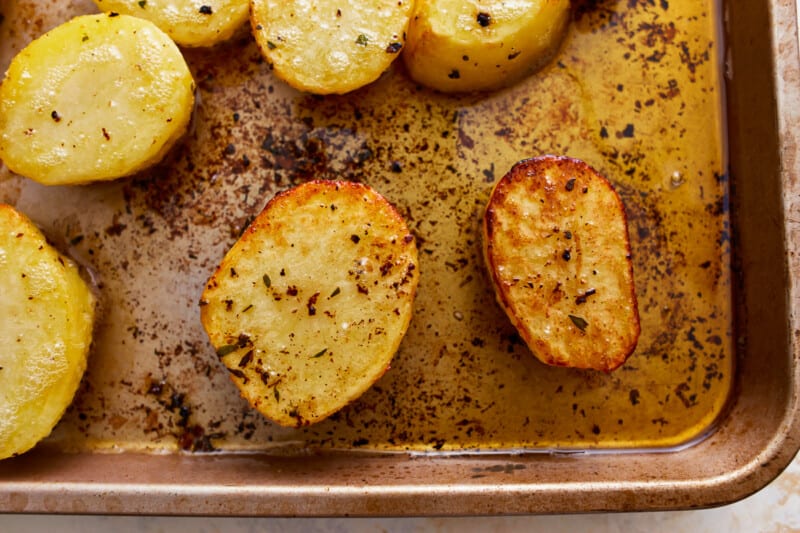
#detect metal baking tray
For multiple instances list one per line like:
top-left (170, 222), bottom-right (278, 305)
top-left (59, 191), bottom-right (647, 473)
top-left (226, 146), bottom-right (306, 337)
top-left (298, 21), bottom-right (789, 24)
top-left (1, 0), bottom-right (798, 515)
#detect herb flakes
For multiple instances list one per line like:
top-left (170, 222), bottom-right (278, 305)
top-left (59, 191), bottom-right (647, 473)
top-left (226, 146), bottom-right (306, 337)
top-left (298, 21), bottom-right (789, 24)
top-left (568, 315), bottom-right (589, 332)
top-left (216, 344), bottom-right (238, 357)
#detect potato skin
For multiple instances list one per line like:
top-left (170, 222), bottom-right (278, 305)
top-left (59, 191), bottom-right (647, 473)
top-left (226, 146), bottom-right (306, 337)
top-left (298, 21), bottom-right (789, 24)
top-left (483, 156), bottom-right (640, 372)
top-left (403, 0), bottom-right (570, 93)
top-left (200, 180), bottom-right (419, 427)
top-left (251, 0), bottom-right (414, 94)
top-left (0, 204), bottom-right (95, 460)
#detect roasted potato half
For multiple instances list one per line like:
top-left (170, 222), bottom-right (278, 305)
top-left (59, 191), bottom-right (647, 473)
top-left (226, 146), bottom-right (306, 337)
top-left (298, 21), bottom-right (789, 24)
top-left (483, 156), bottom-right (640, 372)
top-left (200, 180), bottom-right (419, 427)
top-left (403, 0), bottom-right (570, 93)
top-left (250, 0), bottom-right (414, 94)
top-left (0, 205), bottom-right (95, 460)
top-left (0, 13), bottom-right (195, 185)
top-left (93, 0), bottom-right (249, 47)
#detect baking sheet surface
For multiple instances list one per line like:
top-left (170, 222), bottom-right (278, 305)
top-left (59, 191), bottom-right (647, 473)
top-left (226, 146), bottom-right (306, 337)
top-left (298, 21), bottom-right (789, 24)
top-left (0, 0), bottom-right (732, 454)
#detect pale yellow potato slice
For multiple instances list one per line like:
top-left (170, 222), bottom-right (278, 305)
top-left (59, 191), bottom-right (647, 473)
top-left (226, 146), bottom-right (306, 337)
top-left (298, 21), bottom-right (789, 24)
top-left (403, 0), bottom-right (570, 92)
top-left (93, 0), bottom-right (249, 47)
top-left (200, 180), bottom-right (419, 427)
top-left (0, 13), bottom-right (195, 185)
top-left (0, 204), bottom-right (95, 460)
top-left (483, 156), bottom-right (640, 372)
top-left (250, 0), bottom-right (414, 94)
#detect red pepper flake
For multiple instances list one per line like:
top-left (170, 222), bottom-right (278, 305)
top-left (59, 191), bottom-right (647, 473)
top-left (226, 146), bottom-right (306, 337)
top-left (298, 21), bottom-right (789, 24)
top-left (306, 292), bottom-right (319, 316)
top-left (238, 350), bottom-right (253, 368)
top-left (385, 42), bottom-right (403, 53)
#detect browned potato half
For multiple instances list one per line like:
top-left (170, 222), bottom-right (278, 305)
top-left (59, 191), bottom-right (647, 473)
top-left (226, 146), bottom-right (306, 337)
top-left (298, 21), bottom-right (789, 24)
top-left (483, 156), bottom-right (640, 372)
top-left (250, 0), bottom-right (414, 94)
top-left (94, 0), bottom-right (249, 47)
top-left (403, 0), bottom-right (570, 93)
top-left (200, 180), bottom-right (419, 427)
top-left (0, 13), bottom-right (195, 185)
top-left (0, 204), bottom-right (95, 460)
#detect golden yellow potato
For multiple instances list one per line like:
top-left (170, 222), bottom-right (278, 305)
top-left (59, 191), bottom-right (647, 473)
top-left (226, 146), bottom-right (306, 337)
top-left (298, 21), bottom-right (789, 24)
top-left (483, 156), bottom-right (640, 372)
top-left (250, 0), bottom-right (414, 94)
top-left (93, 0), bottom-right (249, 47)
top-left (0, 13), bottom-right (195, 185)
top-left (200, 180), bottom-right (419, 427)
top-left (403, 0), bottom-right (570, 92)
top-left (0, 204), bottom-right (95, 460)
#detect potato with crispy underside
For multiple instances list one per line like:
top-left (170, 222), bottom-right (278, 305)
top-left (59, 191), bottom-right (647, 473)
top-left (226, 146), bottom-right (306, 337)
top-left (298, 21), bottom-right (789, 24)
top-left (250, 0), bottom-right (414, 94)
top-left (483, 156), bottom-right (640, 372)
top-left (0, 205), bottom-right (95, 460)
top-left (200, 180), bottom-right (419, 427)
top-left (93, 0), bottom-right (249, 47)
top-left (0, 13), bottom-right (195, 186)
top-left (403, 0), bottom-right (570, 93)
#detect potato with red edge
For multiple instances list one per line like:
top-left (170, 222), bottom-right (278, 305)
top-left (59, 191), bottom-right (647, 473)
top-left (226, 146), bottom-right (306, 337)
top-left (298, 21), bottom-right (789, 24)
top-left (482, 156), bottom-right (640, 372)
top-left (250, 0), bottom-right (414, 94)
top-left (403, 0), bottom-right (570, 93)
top-left (0, 204), bottom-right (95, 460)
top-left (200, 180), bottom-right (419, 427)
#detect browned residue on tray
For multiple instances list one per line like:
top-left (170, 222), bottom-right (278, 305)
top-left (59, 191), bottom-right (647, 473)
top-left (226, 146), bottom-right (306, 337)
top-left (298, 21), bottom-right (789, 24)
top-left (0, 0), bottom-right (731, 452)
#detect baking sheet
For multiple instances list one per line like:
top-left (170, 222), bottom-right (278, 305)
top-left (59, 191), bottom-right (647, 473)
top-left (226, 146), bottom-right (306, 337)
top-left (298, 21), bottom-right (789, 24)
top-left (0, 0), bottom-right (731, 456)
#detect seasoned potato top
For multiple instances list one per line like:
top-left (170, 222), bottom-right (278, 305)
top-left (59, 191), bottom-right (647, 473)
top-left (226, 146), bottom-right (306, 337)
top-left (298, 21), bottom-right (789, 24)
top-left (201, 180), bottom-right (418, 427)
top-left (251, 0), bottom-right (414, 94)
top-left (483, 156), bottom-right (640, 372)
top-left (0, 14), bottom-right (195, 185)
top-left (403, 0), bottom-right (570, 92)
top-left (0, 204), bottom-right (95, 459)
top-left (93, 0), bottom-right (249, 47)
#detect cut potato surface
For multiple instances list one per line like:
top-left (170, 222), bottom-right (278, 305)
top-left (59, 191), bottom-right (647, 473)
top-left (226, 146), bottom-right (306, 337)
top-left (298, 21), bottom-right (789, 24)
top-left (0, 205), bottom-right (95, 460)
top-left (403, 0), bottom-right (570, 92)
top-left (483, 156), bottom-right (640, 372)
top-left (251, 0), bottom-right (414, 94)
top-left (200, 180), bottom-right (419, 427)
top-left (0, 13), bottom-right (195, 185)
top-left (94, 0), bottom-right (249, 47)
